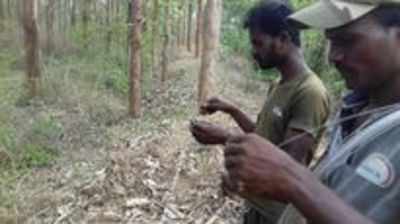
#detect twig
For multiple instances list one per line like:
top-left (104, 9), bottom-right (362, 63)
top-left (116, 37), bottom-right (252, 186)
top-left (204, 200), bottom-right (229, 224)
top-left (159, 145), bottom-right (187, 223)
top-left (26, 206), bottom-right (52, 223)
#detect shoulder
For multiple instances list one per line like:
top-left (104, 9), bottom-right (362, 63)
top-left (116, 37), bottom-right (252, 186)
top-left (292, 73), bottom-right (330, 106)
top-left (300, 72), bottom-right (328, 95)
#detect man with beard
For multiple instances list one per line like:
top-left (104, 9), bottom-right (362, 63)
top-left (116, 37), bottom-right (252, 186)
top-left (221, 0), bottom-right (400, 224)
top-left (190, 1), bottom-right (330, 223)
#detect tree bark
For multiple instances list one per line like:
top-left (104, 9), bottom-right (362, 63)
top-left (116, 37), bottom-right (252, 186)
top-left (82, 0), bottom-right (89, 49)
top-left (177, 3), bottom-right (182, 46)
top-left (142, 0), bottom-right (149, 32)
top-left (71, 0), bottom-right (76, 27)
top-left (187, 1), bottom-right (193, 52)
top-left (195, 0), bottom-right (203, 57)
top-left (127, 1), bottom-right (133, 55)
top-left (46, 0), bottom-right (55, 55)
top-left (129, 0), bottom-right (143, 118)
top-left (0, 0), bottom-right (4, 22)
top-left (181, 0), bottom-right (187, 47)
top-left (7, 0), bottom-right (11, 18)
top-left (198, 0), bottom-right (222, 105)
top-left (23, 0), bottom-right (41, 98)
top-left (161, 0), bottom-right (170, 83)
top-left (106, 0), bottom-right (112, 51)
top-left (151, 0), bottom-right (160, 76)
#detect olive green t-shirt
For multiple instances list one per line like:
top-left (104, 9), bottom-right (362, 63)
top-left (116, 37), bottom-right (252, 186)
top-left (246, 72), bottom-right (331, 224)
top-left (255, 72), bottom-right (330, 148)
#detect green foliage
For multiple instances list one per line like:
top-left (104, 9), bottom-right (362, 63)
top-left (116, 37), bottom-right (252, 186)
top-left (20, 144), bottom-right (56, 168)
top-left (29, 117), bottom-right (63, 145)
top-left (0, 116), bottom-right (62, 169)
top-left (220, 0), bottom-right (345, 97)
top-left (221, 0), bottom-right (255, 56)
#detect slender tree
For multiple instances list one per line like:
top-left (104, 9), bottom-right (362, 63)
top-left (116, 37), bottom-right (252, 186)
top-left (181, 0), bottom-right (187, 47)
top-left (106, 0), bottom-right (112, 51)
top-left (71, 0), bottom-right (77, 27)
top-left (82, 0), bottom-right (90, 49)
top-left (151, 0), bottom-right (159, 73)
top-left (0, 0), bottom-right (4, 23)
top-left (22, 0), bottom-right (41, 98)
top-left (129, 0), bottom-right (143, 118)
top-left (177, 2), bottom-right (183, 46)
top-left (198, 0), bottom-right (223, 104)
top-left (187, 1), bottom-right (193, 52)
top-left (195, 0), bottom-right (203, 57)
top-left (45, 0), bottom-right (55, 54)
top-left (161, 0), bottom-right (170, 83)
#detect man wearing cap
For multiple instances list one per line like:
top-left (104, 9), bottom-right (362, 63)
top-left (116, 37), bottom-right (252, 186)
top-left (190, 1), bottom-right (330, 223)
top-left (222, 1), bottom-right (400, 224)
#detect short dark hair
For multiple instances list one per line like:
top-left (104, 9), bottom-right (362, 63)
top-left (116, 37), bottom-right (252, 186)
top-left (244, 1), bottom-right (301, 47)
top-left (372, 5), bottom-right (400, 28)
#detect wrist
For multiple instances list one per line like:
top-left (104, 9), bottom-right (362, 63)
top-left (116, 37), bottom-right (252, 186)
top-left (224, 104), bottom-right (237, 115)
top-left (284, 162), bottom-right (315, 204)
top-left (221, 130), bottom-right (232, 145)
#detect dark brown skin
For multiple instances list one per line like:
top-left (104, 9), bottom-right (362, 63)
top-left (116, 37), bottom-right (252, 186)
top-left (327, 15), bottom-right (400, 108)
top-left (196, 96), bottom-right (315, 166)
top-left (192, 29), bottom-right (316, 166)
top-left (200, 97), bottom-right (256, 133)
top-left (224, 134), bottom-right (374, 224)
top-left (222, 13), bottom-right (400, 224)
top-left (282, 129), bottom-right (315, 165)
top-left (189, 120), bottom-right (230, 145)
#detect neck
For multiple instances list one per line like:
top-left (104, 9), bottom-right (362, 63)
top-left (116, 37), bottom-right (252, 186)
top-left (277, 49), bottom-right (309, 83)
top-left (368, 75), bottom-right (400, 108)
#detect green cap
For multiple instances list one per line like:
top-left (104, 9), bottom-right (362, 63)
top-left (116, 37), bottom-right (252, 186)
top-left (289, 0), bottom-right (400, 29)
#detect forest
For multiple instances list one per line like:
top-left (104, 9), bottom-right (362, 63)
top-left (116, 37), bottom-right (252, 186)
top-left (0, 0), bottom-right (343, 223)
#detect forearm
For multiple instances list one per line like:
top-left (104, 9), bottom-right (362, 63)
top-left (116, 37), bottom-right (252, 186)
top-left (228, 107), bottom-right (256, 133)
top-left (289, 166), bottom-right (374, 224)
top-left (283, 144), bottom-right (310, 165)
top-left (282, 130), bottom-right (315, 165)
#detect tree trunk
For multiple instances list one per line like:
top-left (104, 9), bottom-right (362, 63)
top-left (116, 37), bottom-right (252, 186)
top-left (176, 4), bottom-right (182, 46)
top-left (23, 0), bottom-right (41, 98)
top-left (181, 1), bottom-right (187, 47)
top-left (62, 0), bottom-right (69, 33)
top-left (142, 0), bottom-right (149, 32)
top-left (129, 0), bottom-right (143, 118)
top-left (127, 1), bottom-right (133, 55)
top-left (178, 0), bottom-right (185, 47)
top-left (0, 0), bottom-right (4, 23)
top-left (7, 0), bottom-right (11, 18)
top-left (198, 0), bottom-right (222, 105)
top-left (71, 0), bottom-right (76, 27)
top-left (151, 0), bottom-right (159, 76)
top-left (161, 0), bottom-right (170, 83)
top-left (187, 1), bottom-right (193, 52)
top-left (46, 0), bottom-right (55, 55)
top-left (106, 0), bottom-right (112, 51)
top-left (82, 0), bottom-right (89, 49)
top-left (195, 0), bottom-right (203, 57)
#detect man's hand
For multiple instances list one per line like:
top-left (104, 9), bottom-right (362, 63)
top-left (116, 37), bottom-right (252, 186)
top-left (200, 97), bottom-right (235, 115)
top-left (224, 133), bottom-right (302, 202)
top-left (189, 120), bottom-right (230, 145)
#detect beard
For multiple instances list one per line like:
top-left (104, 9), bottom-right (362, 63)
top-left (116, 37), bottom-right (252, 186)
top-left (253, 54), bottom-right (278, 70)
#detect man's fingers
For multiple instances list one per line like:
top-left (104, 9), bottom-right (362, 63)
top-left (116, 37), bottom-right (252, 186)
top-left (221, 174), bottom-right (238, 195)
top-left (224, 155), bottom-right (242, 170)
top-left (224, 143), bottom-right (245, 156)
top-left (226, 134), bottom-right (247, 144)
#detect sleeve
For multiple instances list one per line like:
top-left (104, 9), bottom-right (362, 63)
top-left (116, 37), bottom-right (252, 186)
top-left (288, 86), bottom-right (330, 139)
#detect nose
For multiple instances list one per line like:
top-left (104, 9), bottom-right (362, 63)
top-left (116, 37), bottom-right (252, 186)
top-left (328, 46), bottom-right (345, 65)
